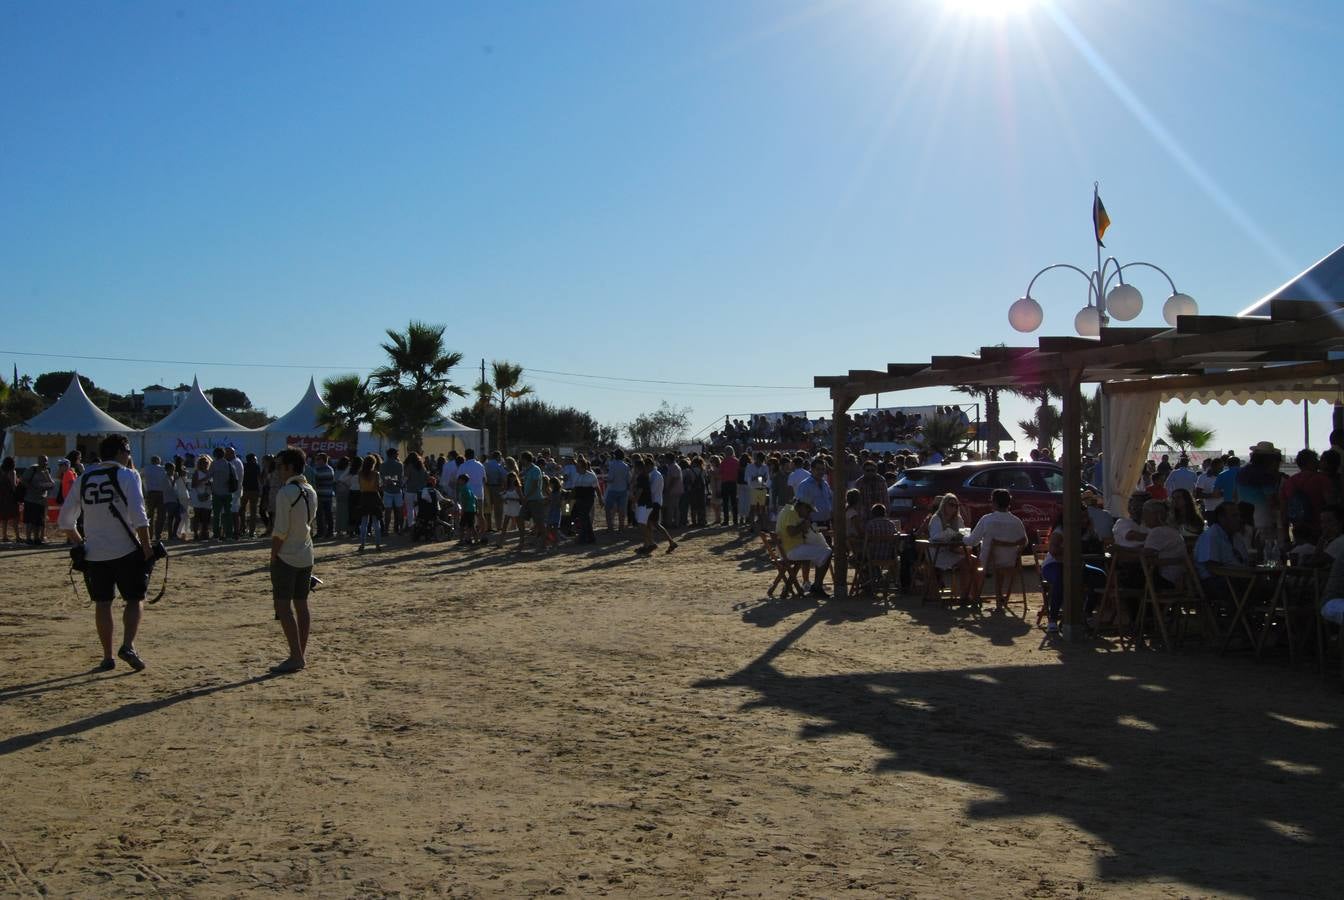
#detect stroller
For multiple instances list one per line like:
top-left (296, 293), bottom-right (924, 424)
top-left (413, 482), bottom-right (456, 542)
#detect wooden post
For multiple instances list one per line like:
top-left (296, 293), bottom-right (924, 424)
top-left (831, 392), bottom-right (854, 599)
top-left (1060, 368), bottom-right (1086, 641)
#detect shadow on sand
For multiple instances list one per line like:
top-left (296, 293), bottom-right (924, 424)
top-left (696, 609), bottom-right (1340, 894)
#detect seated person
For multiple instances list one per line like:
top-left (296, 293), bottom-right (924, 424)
top-left (1039, 521), bottom-right (1107, 634)
top-left (1141, 499), bottom-right (1187, 588)
top-left (964, 488), bottom-right (1028, 605)
top-left (1321, 544), bottom-right (1344, 626)
top-left (927, 493), bottom-right (976, 601)
top-left (777, 497), bottom-right (832, 600)
top-left (1193, 501), bottom-right (1250, 614)
top-left (863, 504), bottom-right (899, 560)
top-left (1111, 493), bottom-right (1149, 549)
top-left (1304, 503), bottom-right (1344, 566)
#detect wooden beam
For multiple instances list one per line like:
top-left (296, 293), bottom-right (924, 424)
top-left (1098, 326), bottom-right (1167, 345)
top-left (813, 375), bottom-right (851, 388)
top-left (1174, 315), bottom-right (1253, 334)
top-left (831, 395), bottom-right (849, 600)
top-left (848, 369), bottom-right (888, 380)
top-left (1038, 336), bottom-right (1097, 352)
top-left (1103, 359), bottom-right (1344, 395)
top-left (1059, 368), bottom-right (1086, 642)
top-left (976, 346), bottom-right (1038, 361)
top-left (929, 355), bottom-right (986, 369)
top-left (1269, 299), bottom-right (1344, 322)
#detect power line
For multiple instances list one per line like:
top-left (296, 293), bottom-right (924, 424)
top-left (1, 349), bottom-right (819, 392)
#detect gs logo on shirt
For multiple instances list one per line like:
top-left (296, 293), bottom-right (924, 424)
top-left (81, 475), bottom-right (118, 506)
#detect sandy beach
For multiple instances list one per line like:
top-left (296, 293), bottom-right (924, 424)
top-left (0, 527), bottom-right (1338, 898)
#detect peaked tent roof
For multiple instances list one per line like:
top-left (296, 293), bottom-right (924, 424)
top-left (1239, 243), bottom-right (1344, 317)
top-left (427, 416), bottom-right (479, 433)
top-left (144, 377), bottom-right (247, 432)
top-left (14, 373), bottom-right (135, 434)
top-left (263, 377), bottom-right (327, 436)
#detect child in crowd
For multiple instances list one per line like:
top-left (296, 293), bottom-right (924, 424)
top-left (497, 472), bottom-right (524, 550)
top-left (456, 473), bottom-right (480, 545)
top-left (545, 476), bottom-right (564, 547)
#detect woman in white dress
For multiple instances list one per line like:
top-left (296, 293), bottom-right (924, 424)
top-left (927, 493), bottom-right (977, 600)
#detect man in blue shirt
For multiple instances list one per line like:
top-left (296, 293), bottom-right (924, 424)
top-left (794, 458), bottom-right (834, 525)
top-left (1211, 455), bottom-right (1241, 513)
top-left (604, 448), bottom-right (631, 532)
top-left (520, 451), bottom-right (546, 550)
top-left (484, 450), bottom-right (506, 533)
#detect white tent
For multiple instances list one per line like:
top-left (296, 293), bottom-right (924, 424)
top-left (141, 377), bottom-right (262, 462)
top-left (369, 416), bottom-right (486, 458)
top-left (1, 373), bottom-right (136, 464)
top-left (256, 376), bottom-right (358, 458)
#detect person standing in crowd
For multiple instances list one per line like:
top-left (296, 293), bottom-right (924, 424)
top-left (333, 457), bottom-right (350, 538)
top-left (167, 462), bottom-right (188, 541)
top-left (209, 447), bottom-right (235, 540)
top-left (1212, 454), bottom-right (1242, 511)
top-left (345, 455), bottom-right (363, 537)
top-left (1195, 456), bottom-right (1223, 511)
top-left (454, 473), bottom-right (480, 545)
top-left (484, 450), bottom-right (506, 533)
top-left (717, 448), bottom-right (740, 527)
top-left (497, 471), bottom-right (524, 550)
top-left (358, 453), bottom-right (383, 551)
top-left (268, 447), bottom-right (317, 675)
top-left (310, 451), bottom-right (336, 539)
top-left (67, 449), bottom-right (85, 476)
top-left (1280, 448), bottom-right (1332, 546)
top-left (225, 447), bottom-right (244, 539)
top-left (458, 448), bottom-right (486, 528)
top-left (241, 452), bottom-right (262, 538)
top-left (22, 455), bottom-right (56, 545)
top-left (1164, 455), bottom-right (1198, 496)
top-left (603, 448), bottom-right (630, 533)
top-left (381, 448), bottom-right (405, 537)
top-left (571, 455), bottom-right (601, 544)
top-left (142, 455), bottom-right (169, 541)
top-left (633, 455), bottom-right (677, 555)
top-left (401, 452), bottom-right (426, 534)
top-left (684, 455), bottom-right (708, 528)
top-left (661, 452), bottom-right (683, 530)
top-left (744, 451), bottom-right (771, 533)
top-left (1, 457), bottom-right (20, 543)
top-left (794, 457), bottom-right (834, 529)
top-left (58, 434), bottom-right (154, 672)
top-left (1237, 442), bottom-right (1284, 537)
top-left (190, 455), bottom-right (214, 540)
top-left (520, 451), bottom-right (547, 551)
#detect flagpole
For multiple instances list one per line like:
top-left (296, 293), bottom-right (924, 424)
top-left (1094, 182), bottom-right (1106, 326)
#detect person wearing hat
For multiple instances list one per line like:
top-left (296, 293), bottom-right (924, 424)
top-left (1237, 441), bottom-right (1284, 536)
top-left (776, 496), bottom-right (832, 599)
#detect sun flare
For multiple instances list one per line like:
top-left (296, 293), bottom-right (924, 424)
top-left (938, 0), bottom-right (1038, 18)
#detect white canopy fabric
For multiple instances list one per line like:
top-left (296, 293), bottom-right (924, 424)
top-left (1239, 243), bottom-right (1344, 317)
top-left (13, 373), bottom-right (135, 435)
top-left (263, 377), bottom-right (326, 437)
top-left (1, 373), bottom-right (136, 464)
top-left (140, 377), bottom-right (260, 461)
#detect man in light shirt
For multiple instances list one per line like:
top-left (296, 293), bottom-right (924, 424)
top-left (142, 455), bottom-right (169, 541)
top-left (1111, 494), bottom-right (1149, 549)
top-left (457, 448), bottom-right (486, 508)
top-left (964, 489), bottom-right (1028, 570)
top-left (269, 447), bottom-right (317, 674)
top-left (1164, 455), bottom-right (1198, 495)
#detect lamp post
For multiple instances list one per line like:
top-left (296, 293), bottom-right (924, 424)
top-left (1008, 244), bottom-right (1197, 336)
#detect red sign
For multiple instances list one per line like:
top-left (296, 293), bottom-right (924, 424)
top-left (286, 435), bottom-right (356, 457)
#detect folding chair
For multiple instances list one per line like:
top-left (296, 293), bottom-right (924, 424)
top-left (859, 529), bottom-right (904, 602)
top-left (1099, 544), bottom-right (1143, 634)
top-left (760, 532), bottom-right (803, 599)
top-left (986, 538), bottom-right (1031, 617)
top-left (916, 538), bottom-right (972, 607)
top-left (1134, 546), bottom-right (1208, 652)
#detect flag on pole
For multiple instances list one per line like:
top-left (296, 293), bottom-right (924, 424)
top-left (1092, 184), bottom-right (1110, 247)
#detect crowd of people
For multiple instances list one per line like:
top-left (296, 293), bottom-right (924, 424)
top-left (710, 407), bottom-right (969, 451)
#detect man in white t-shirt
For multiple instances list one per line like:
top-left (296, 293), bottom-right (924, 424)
top-left (269, 447), bottom-right (318, 674)
top-left (965, 489), bottom-right (1028, 570)
top-left (1111, 494), bottom-right (1149, 549)
top-left (457, 448), bottom-right (486, 504)
top-left (1141, 499), bottom-right (1187, 586)
top-left (1164, 456), bottom-right (1198, 496)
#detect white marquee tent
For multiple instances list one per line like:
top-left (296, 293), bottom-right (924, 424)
top-left (140, 377), bottom-right (262, 461)
top-left (1, 373), bottom-right (136, 464)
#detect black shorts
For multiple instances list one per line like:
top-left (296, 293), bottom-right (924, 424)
top-left (271, 558), bottom-right (313, 604)
top-left (23, 501), bottom-right (46, 526)
top-left (85, 550), bottom-right (149, 604)
top-left (460, 510), bottom-right (477, 528)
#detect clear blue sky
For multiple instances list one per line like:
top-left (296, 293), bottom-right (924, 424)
top-left (4, 0), bottom-right (1342, 451)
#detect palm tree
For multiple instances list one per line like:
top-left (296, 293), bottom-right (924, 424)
top-left (369, 321), bottom-right (467, 452)
top-left (1017, 404), bottom-right (1063, 456)
top-left (474, 360), bottom-right (533, 455)
top-left (918, 414), bottom-right (971, 458)
top-left (1164, 412), bottom-right (1215, 453)
top-left (318, 374), bottom-right (378, 443)
top-left (1081, 387), bottom-right (1103, 453)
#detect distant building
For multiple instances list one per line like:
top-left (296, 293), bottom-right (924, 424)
top-left (141, 384), bottom-right (191, 412)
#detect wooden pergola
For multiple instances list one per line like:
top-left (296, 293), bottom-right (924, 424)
top-left (814, 300), bottom-right (1344, 640)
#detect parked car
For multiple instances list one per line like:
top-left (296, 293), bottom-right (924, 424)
top-left (887, 461), bottom-right (1082, 539)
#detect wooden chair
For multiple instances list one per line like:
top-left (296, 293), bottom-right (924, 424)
top-left (859, 529), bottom-right (904, 602)
top-left (1098, 544), bottom-right (1143, 633)
top-left (1134, 546), bottom-right (1209, 652)
top-left (760, 532), bottom-right (803, 599)
top-left (916, 538), bottom-right (972, 607)
top-left (985, 538), bottom-right (1031, 617)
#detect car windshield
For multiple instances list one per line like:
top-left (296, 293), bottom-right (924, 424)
top-left (895, 471), bottom-right (938, 490)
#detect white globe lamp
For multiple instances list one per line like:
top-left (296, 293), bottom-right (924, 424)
top-left (1162, 292), bottom-right (1198, 326)
top-left (1009, 296), bottom-right (1044, 332)
top-left (1106, 282), bottom-right (1143, 321)
top-left (1074, 305), bottom-right (1101, 337)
